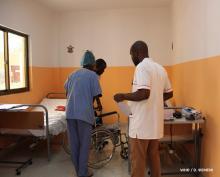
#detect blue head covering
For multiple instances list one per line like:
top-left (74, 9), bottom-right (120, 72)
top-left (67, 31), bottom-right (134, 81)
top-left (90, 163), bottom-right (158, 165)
top-left (80, 50), bottom-right (95, 67)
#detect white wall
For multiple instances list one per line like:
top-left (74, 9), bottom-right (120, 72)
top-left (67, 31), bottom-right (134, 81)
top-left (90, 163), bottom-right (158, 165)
top-left (206, 0), bottom-right (220, 57)
top-left (172, 0), bottom-right (220, 64)
top-left (0, 1), bottom-right (172, 67)
top-left (0, 0), bottom-right (59, 67)
top-left (59, 7), bottom-right (172, 67)
top-left (5, 0), bottom-right (219, 67)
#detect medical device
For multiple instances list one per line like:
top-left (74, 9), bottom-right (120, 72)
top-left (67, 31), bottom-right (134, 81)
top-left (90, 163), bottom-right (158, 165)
top-left (181, 107), bottom-right (202, 120)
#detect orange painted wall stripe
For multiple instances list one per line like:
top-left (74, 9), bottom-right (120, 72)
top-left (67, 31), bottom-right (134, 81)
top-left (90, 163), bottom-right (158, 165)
top-left (57, 66), bottom-right (171, 123)
top-left (0, 65), bottom-right (174, 122)
top-left (171, 56), bottom-right (220, 177)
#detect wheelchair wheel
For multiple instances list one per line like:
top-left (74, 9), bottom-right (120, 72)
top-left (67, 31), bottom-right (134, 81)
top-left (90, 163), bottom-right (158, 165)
top-left (62, 131), bottom-right (71, 155)
top-left (88, 129), bottom-right (115, 169)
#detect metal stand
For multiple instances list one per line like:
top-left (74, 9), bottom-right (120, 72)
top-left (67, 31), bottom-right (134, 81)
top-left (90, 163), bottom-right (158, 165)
top-left (0, 135), bottom-right (33, 175)
top-left (127, 116), bottom-right (204, 177)
top-left (0, 158), bottom-right (32, 175)
top-left (161, 119), bottom-right (204, 176)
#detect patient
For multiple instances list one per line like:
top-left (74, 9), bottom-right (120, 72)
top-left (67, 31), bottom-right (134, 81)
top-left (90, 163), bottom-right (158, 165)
top-left (94, 58), bottom-right (107, 125)
top-left (93, 58), bottom-right (107, 109)
top-left (95, 58), bottom-right (107, 76)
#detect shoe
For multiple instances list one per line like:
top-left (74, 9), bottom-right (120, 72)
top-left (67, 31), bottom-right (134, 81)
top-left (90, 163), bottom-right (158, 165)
top-left (78, 170), bottom-right (93, 177)
top-left (87, 170), bottom-right (93, 177)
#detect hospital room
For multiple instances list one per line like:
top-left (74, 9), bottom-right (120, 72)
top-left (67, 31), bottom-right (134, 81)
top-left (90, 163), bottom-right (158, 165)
top-left (0, 0), bottom-right (219, 177)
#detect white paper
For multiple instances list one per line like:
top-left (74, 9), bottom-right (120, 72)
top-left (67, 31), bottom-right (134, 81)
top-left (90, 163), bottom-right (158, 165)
top-left (117, 102), bottom-right (132, 116)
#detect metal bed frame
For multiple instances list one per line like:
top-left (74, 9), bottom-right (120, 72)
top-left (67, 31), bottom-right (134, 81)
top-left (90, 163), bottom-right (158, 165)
top-left (0, 104), bottom-right (49, 175)
top-left (0, 93), bottom-right (67, 175)
top-left (4, 104), bottom-right (51, 160)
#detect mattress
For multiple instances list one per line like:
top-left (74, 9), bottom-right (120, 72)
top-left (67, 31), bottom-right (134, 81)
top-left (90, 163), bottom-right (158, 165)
top-left (30, 98), bottom-right (67, 136)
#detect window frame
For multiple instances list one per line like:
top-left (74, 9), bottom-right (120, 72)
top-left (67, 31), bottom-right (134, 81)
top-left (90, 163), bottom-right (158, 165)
top-left (0, 25), bottom-right (29, 96)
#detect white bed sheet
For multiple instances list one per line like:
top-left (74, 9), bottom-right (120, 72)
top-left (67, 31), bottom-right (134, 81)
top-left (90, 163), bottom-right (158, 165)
top-left (30, 98), bottom-right (67, 137)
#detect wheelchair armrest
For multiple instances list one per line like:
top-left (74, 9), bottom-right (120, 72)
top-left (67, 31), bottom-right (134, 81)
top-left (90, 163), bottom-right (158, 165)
top-left (96, 111), bottom-right (120, 126)
top-left (97, 111), bottom-right (118, 118)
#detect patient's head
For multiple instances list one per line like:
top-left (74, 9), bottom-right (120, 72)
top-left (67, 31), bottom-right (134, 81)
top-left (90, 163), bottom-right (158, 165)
top-left (95, 58), bottom-right (107, 76)
top-left (80, 50), bottom-right (96, 70)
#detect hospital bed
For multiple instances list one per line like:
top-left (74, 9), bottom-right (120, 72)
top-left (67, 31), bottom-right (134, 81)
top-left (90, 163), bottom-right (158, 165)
top-left (0, 93), bottom-right (67, 164)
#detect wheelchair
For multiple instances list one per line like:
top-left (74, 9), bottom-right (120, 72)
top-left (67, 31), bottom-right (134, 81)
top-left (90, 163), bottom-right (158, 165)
top-left (62, 109), bottom-right (128, 169)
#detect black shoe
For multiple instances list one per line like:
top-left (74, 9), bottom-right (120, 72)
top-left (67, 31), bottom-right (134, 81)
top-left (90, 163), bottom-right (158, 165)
top-left (78, 170), bottom-right (93, 177)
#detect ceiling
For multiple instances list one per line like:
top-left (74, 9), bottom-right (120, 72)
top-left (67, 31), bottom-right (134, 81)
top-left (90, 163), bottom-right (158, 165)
top-left (35, 0), bottom-right (172, 12)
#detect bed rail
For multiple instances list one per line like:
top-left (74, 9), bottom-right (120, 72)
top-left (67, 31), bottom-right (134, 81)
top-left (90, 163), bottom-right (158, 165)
top-left (46, 92), bottom-right (66, 99)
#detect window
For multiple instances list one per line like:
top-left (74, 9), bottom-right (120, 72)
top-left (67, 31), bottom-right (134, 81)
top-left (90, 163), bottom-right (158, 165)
top-left (0, 25), bottom-right (29, 95)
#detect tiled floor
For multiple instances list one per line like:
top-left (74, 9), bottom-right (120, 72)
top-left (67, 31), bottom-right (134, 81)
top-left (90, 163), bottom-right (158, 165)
top-left (0, 144), bottom-right (196, 177)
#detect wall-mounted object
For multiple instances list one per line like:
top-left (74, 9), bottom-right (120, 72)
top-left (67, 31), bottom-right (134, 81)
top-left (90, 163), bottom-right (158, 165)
top-left (67, 45), bottom-right (74, 53)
